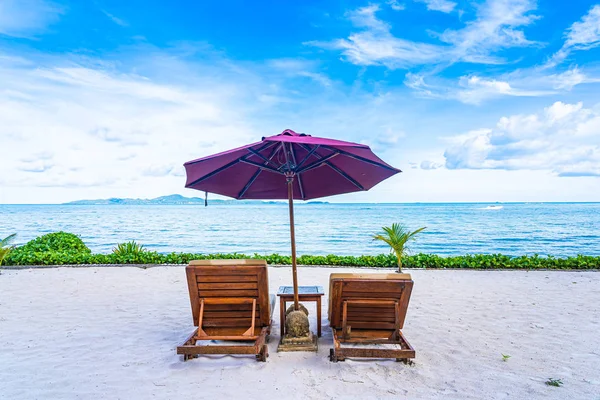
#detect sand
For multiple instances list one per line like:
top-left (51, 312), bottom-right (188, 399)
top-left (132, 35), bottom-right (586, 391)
top-left (0, 266), bottom-right (598, 400)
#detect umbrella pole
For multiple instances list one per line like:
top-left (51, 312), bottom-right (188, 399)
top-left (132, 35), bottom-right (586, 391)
top-left (287, 176), bottom-right (300, 310)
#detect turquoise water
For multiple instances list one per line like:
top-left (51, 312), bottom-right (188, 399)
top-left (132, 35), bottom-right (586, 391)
top-left (1, 203), bottom-right (599, 257)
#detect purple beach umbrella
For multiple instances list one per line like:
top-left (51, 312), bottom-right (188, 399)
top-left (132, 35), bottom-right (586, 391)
top-left (184, 129), bottom-right (401, 309)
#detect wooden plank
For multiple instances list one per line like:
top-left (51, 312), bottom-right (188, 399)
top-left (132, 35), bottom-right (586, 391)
top-left (193, 335), bottom-right (258, 341)
top-left (177, 345), bottom-right (257, 355)
top-left (197, 275), bottom-right (258, 283)
top-left (204, 311), bottom-right (260, 319)
top-left (335, 347), bottom-right (415, 359)
top-left (203, 318), bottom-right (260, 328)
top-left (347, 311), bottom-right (395, 319)
top-left (346, 305), bottom-right (396, 312)
top-left (202, 297), bottom-right (256, 304)
top-left (242, 299), bottom-right (256, 336)
top-left (200, 290), bottom-right (258, 297)
top-left (334, 328), bottom-right (394, 339)
top-left (345, 299), bottom-right (398, 306)
top-left (257, 267), bottom-right (269, 326)
top-left (342, 291), bottom-right (402, 299)
top-left (342, 281), bottom-right (406, 293)
top-left (186, 266), bottom-right (201, 326)
top-left (393, 302), bottom-right (401, 340)
top-left (342, 300), bottom-right (348, 339)
top-left (197, 282), bottom-right (258, 290)
top-left (347, 308), bottom-right (395, 315)
top-left (329, 280), bottom-right (343, 326)
top-left (189, 259), bottom-right (266, 267)
top-left (204, 304), bottom-right (256, 311)
top-left (203, 327), bottom-right (264, 336)
top-left (254, 327), bottom-right (268, 354)
top-left (346, 322), bottom-right (396, 330)
top-left (396, 281), bottom-right (413, 329)
top-left (196, 266), bottom-right (258, 275)
top-left (196, 299), bottom-right (207, 336)
top-left (347, 315), bottom-right (396, 323)
top-left (398, 330), bottom-right (415, 352)
top-left (181, 329), bottom-right (198, 346)
top-left (339, 337), bottom-right (400, 344)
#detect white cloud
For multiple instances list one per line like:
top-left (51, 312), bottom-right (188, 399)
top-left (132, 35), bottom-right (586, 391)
top-left (101, 10), bottom-right (128, 27)
top-left (406, 66), bottom-right (600, 104)
top-left (0, 51), bottom-right (268, 202)
top-left (267, 58), bottom-right (332, 86)
top-left (565, 4), bottom-right (600, 48)
top-left (1, 44), bottom-right (421, 203)
top-left (437, 0), bottom-right (539, 62)
top-left (0, 0), bottom-right (63, 38)
top-left (420, 160), bottom-right (443, 169)
top-left (415, 0), bottom-right (457, 13)
top-left (387, 0), bottom-right (405, 11)
top-left (546, 5), bottom-right (600, 67)
top-left (310, 0), bottom-right (539, 70)
top-left (443, 101), bottom-right (600, 177)
top-left (142, 164), bottom-right (175, 177)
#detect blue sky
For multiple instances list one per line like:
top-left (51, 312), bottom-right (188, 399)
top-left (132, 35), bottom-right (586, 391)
top-left (1, 0), bottom-right (600, 203)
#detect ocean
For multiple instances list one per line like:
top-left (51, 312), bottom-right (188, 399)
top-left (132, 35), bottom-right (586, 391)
top-left (1, 203), bottom-right (599, 257)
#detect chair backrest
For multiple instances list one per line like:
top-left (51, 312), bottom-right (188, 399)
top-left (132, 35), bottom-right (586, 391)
top-left (328, 273), bottom-right (413, 330)
top-left (185, 259), bottom-right (270, 328)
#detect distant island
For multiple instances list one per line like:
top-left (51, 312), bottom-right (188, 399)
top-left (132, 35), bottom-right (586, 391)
top-left (64, 194), bottom-right (329, 205)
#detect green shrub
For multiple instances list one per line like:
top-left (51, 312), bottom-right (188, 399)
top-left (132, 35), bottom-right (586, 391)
top-left (15, 232), bottom-right (90, 253)
top-left (6, 232), bottom-right (91, 265)
top-left (2, 232), bottom-right (599, 269)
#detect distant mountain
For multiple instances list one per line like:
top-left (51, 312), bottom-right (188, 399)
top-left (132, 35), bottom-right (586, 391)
top-left (64, 194), bottom-right (328, 205)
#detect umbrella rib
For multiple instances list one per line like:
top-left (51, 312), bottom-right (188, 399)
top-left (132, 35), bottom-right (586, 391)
top-left (185, 158), bottom-right (240, 188)
top-left (238, 168), bottom-right (262, 199)
top-left (289, 143), bottom-right (305, 200)
top-left (185, 141), bottom-right (275, 167)
top-left (295, 152), bottom-right (339, 174)
top-left (185, 142), bottom-right (278, 188)
top-left (248, 148), bottom-right (280, 169)
top-left (297, 144), bottom-right (364, 190)
top-left (295, 145), bottom-right (320, 170)
top-left (238, 143), bottom-right (283, 198)
top-left (325, 162), bottom-right (365, 190)
top-left (320, 145), bottom-right (401, 172)
top-left (240, 159), bottom-right (284, 174)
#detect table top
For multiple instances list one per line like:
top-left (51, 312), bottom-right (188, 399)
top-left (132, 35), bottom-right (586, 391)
top-left (277, 285), bottom-right (324, 296)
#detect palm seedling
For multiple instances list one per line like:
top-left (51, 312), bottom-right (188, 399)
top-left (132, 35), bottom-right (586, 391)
top-left (372, 223), bottom-right (426, 273)
top-left (0, 233), bottom-right (17, 266)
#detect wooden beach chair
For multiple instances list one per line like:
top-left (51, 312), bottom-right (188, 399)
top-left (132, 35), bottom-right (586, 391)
top-left (177, 259), bottom-right (274, 362)
top-left (328, 273), bottom-right (416, 363)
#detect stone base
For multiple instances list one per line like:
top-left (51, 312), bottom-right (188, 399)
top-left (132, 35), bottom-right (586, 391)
top-left (277, 332), bottom-right (318, 352)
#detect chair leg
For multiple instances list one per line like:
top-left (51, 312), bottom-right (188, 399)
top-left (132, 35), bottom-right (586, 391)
top-left (256, 345), bottom-right (268, 362)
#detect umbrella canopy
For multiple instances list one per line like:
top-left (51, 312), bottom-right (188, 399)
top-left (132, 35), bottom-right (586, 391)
top-left (184, 129), bottom-right (401, 310)
top-left (184, 129), bottom-right (400, 200)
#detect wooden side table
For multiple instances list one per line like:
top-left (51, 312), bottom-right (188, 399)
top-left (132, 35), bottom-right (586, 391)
top-left (277, 286), bottom-right (324, 337)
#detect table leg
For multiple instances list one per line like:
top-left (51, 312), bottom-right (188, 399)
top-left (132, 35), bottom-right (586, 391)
top-left (317, 297), bottom-right (322, 337)
top-left (280, 298), bottom-right (285, 338)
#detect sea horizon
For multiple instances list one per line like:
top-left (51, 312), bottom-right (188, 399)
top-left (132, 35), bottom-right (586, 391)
top-left (3, 202), bottom-right (599, 257)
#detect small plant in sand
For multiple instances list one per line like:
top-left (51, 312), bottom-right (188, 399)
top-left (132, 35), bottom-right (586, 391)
top-left (502, 354), bottom-right (511, 362)
top-left (0, 233), bottom-right (17, 266)
top-left (373, 223), bottom-right (426, 273)
top-left (545, 378), bottom-right (563, 387)
top-left (113, 241), bottom-right (147, 256)
top-left (112, 241), bottom-right (152, 264)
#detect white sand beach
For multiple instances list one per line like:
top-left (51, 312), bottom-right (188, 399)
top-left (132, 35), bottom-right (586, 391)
top-left (0, 266), bottom-right (598, 399)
